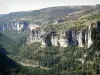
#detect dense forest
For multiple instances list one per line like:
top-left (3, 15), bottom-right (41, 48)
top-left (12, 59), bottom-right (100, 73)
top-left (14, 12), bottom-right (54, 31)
top-left (0, 26), bottom-right (100, 75)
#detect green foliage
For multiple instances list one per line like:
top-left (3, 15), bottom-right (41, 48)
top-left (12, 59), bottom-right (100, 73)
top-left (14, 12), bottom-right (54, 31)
top-left (0, 32), bottom-right (17, 51)
top-left (0, 27), bottom-right (100, 75)
top-left (91, 28), bottom-right (100, 50)
top-left (0, 6), bottom-right (83, 25)
top-left (0, 6), bottom-right (100, 75)
top-left (87, 14), bottom-right (100, 20)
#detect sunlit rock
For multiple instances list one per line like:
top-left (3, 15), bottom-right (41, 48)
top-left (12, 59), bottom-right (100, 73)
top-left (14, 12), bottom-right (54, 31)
top-left (51, 34), bottom-right (58, 46)
top-left (58, 32), bottom-right (68, 47)
top-left (77, 31), bottom-right (83, 47)
top-left (87, 25), bottom-right (93, 48)
top-left (0, 21), bottom-right (28, 32)
top-left (41, 38), bottom-right (46, 47)
top-left (77, 58), bottom-right (84, 64)
top-left (27, 23), bottom-right (41, 44)
top-left (26, 21), bottom-right (99, 48)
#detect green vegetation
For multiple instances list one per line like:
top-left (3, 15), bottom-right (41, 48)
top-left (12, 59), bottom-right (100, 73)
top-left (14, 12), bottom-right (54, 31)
top-left (0, 32), bottom-right (17, 51)
top-left (11, 44), bottom-right (100, 75)
top-left (0, 6), bottom-right (100, 75)
top-left (0, 6), bottom-right (97, 25)
top-left (0, 29), bottom-right (99, 75)
top-left (13, 27), bottom-right (100, 75)
top-left (0, 28), bottom-right (100, 75)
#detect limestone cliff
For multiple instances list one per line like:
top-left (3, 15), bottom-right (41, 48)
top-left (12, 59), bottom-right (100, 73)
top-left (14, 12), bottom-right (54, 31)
top-left (27, 21), bottom-right (100, 48)
top-left (0, 21), bottom-right (28, 31)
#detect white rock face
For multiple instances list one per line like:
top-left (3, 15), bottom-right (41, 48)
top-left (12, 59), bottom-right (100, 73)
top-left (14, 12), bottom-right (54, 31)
top-left (41, 29), bottom-right (46, 47)
top-left (77, 58), bottom-right (85, 64)
top-left (58, 37), bottom-right (68, 47)
top-left (87, 25), bottom-right (93, 48)
top-left (58, 32), bottom-right (68, 47)
top-left (27, 23), bottom-right (96, 48)
top-left (51, 32), bottom-right (68, 47)
top-left (27, 24), bottom-right (41, 44)
top-left (41, 39), bottom-right (46, 47)
top-left (3, 25), bottom-right (5, 31)
top-left (77, 31), bottom-right (83, 47)
top-left (16, 22), bottom-right (24, 31)
top-left (51, 35), bottom-right (58, 46)
top-left (1, 21), bottom-right (27, 31)
top-left (85, 31), bottom-right (87, 45)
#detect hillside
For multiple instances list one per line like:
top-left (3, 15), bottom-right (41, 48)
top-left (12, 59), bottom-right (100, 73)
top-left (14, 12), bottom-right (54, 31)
top-left (0, 5), bottom-right (100, 75)
top-left (0, 32), bottom-right (17, 51)
top-left (45, 6), bottom-right (100, 33)
top-left (0, 6), bottom-right (96, 25)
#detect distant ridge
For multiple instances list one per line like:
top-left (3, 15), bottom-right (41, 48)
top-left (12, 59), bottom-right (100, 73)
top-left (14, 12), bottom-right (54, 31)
top-left (96, 4), bottom-right (100, 6)
top-left (0, 6), bottom-right (96, 25)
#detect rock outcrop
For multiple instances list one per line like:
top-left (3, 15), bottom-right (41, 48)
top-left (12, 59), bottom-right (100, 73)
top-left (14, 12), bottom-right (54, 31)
top-left (27, 21), bottom-right (100, 48)
top-left (1, 20), bottom-right (98, 48)
top-left (0, 21), bottom-right (28, 31)
top-left (27, 24), bottom-right (41, 44)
